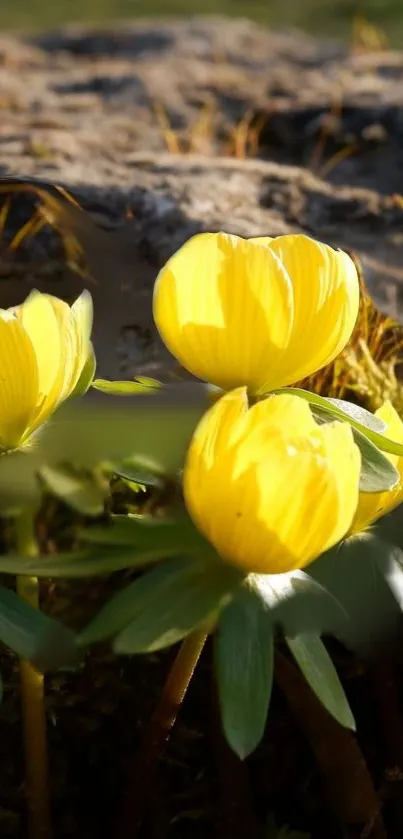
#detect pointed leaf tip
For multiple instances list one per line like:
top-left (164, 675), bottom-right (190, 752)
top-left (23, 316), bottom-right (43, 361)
top-left (286, 633), bottom-right (355, 730)
top-left (215, 585), bottom-right (274, 758)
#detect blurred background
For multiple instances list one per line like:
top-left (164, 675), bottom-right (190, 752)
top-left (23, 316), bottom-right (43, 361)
top-left (0, 0), bottom-right (401, 41)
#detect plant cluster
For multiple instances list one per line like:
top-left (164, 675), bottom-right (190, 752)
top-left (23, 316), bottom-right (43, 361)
top-left (1, 229), bottom-right (403, 836)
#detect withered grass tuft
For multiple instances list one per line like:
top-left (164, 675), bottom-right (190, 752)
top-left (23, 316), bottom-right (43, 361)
top-left (298, 251), bottom-right (403, 412)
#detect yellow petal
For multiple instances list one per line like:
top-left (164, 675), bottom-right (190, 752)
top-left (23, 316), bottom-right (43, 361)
top-left (71, 290), bottom-right (93, 344)
top-left (187, 386), bottom-right (249, 471)
top-left (153, 231), bottom-right (294, 391)
top-left (18, 290), bottom-right (94, 433)
top-left (0, 313), bottom-right (39, 450)
top-left (41, 293), bottom-right (79, 400)
top-left (351, 401), bottom-right (403, 533)
top-left (376, 401), bottom-right (403, 475)
top-left (16, 291), bottom-right (62, 399)
top-left (266, 234), bottom-right (359, 385)
top-left (239, 392), bottom-right (317, 444)
top-left (69, 290), bottom-right (94, 390)
top-left (248, 236), bottom-right (275, 247)
top-left (16, 291), bottom-right (68, 431)
top-left (45, 290), bottom-right (93, 397)
top-left (153, 232), bottom-right (359, 394)
top-left (184, 389), bottom-right (318, 475)
top-left (183, 390), bottom-right (361, 574)
top-left (229, 392), bottom-right (319, 473)
top-left (242, 422), bottom-right (360, 572)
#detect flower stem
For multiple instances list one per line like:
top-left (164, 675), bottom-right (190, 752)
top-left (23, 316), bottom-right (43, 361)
top-left (16, 508), bottom-right (52, 839)
top-left (114, 629), bottom-right (208, 839)
top-left (275, 649), bottom-right (387, 838)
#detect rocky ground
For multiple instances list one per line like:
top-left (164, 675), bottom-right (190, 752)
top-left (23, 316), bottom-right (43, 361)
top-left (1, 16), bottom-right (403, 839)
top-left (1, 17), bottom-right (403, 377)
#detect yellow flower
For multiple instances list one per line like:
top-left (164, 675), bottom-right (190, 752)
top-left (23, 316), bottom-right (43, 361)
top-left (183, 388), bottom-right (361, 574)
top-left (0, 289), bottom-right (93, 451)
top-left (351, 401), bottom-right (403, 533)
top-left (153, 232), bottom-right (359, 394)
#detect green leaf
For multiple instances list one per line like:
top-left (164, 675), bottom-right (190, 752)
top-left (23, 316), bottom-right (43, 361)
top-left (112, 466), bottom-right (163, 489)
top-left (114, 560), bottom-right (240, 654)
top-left (251, 570), bottom-right (348, 639)
top-left (285, 633), bottom-right (355, 730)
top-left (325, 398), bottom-right (386, 433)
top-left (0, 586), bottom-right (79, 670)
top-left (375, 542), bottom-right (403, 612)
top-left (135, 376), bottom-right (164, 388)
top-left (309, 533), bottom-right (403, 656)
top-left (373, 503), bottom-right (403, 550)
top-left (39, 464), bottom-right (107, 516)
top-left (71, 346), bottom-right (96, 397)
top-left (280, 387), bottom-right (403, 457)
top-left (80, 511), bottom-right (208, 553)
top-left (265, 815), bottom-right (311, 839)
top-left (215, 585), bottom-right (274, 758)
top-left (319, 419), bottom-right (399, 493)
top-left (310, 404), bottom-right (399, 493)
top-left (0, 383), bottom-right (211, 511)
top-left (92, 377), bottom-right (161, 395)
top-left (352, 427), bottom-right (400, 493)
top-left (0, 546), bottom-right (164, 578)
top-left (79, 555), bottom-right (242, 649)
top-left (112, 453), bottom-right (166, 486)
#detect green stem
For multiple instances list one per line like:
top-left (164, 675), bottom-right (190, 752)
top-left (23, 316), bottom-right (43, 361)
top-left (114, 629), bottom-right (208, 839)
top-left (16, 507), bottom-right (52, 839)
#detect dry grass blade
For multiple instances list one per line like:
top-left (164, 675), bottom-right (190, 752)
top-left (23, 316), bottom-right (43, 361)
top-left (319, 143), bottom-right (359, 179)
top-left (8, 211), bottom-right (47, 251)
top-left (153, 101), bottom-right (183, 155)
top-left (0, 196), bottom-right (11, 241)
top-left (298, 251), bottom-right (403, 411)
top-left (308, 94), bottom-right (342, 174)
top-left (350, 14), bottom-right (389, 56)
top-left (0, 179), bottom-right (94, 281)
top-left (231, 109), bottom-right (255, 160)
top-left (187, 97), bottom-right (216, 155)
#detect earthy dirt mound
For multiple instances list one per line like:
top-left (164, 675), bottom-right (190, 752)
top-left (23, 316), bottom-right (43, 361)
top-left (1, 18), bottom-right (403, 378)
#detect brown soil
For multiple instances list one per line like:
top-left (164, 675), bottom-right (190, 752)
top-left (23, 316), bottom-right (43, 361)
top-left (1, 17), bottom-right (403, 839)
